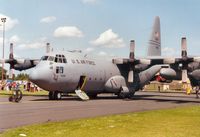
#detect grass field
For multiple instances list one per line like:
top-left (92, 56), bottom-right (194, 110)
top-left (0, 90), bottom-right (48, 96)
top-left (1, 105), bottom-right (200, 137)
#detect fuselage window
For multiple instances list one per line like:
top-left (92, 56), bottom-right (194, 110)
top-left (76, 59), bottom-right (80, 64)
top-left (56, 66), bottom-right (64, 74)
top-left (71, 59), bottom-right (75, 64)
top-left (59, 67), bottom-right (64, 73)
top-left (56, 66), bottom-right (59, 73)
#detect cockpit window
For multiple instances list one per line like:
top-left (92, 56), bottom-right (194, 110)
top-left (55, 54), bottom-right (67, 63)
top-left (41, 54), bottom-right (67, 63)
top-left (41, 56), bottom-right (48, 61)
top-left (48, 56), bottom-right (55, 61)
top-left (58, 58), bottom-right (62, 63)
top-left (63, 58), bottom-right (67, 63)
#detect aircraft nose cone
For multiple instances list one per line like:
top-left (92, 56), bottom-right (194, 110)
top-left (29, 68), bottom-right (40, 83)
top-left (29, 67), bottom-right (51, 85)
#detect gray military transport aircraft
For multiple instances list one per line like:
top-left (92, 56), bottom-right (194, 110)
top-left (1, 16), bottom-right (167, 100)
top-left (3, 16), bottom-right (200, 101)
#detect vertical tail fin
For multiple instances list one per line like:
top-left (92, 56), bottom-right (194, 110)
top-left (147, 16), bottom-right (161, 56)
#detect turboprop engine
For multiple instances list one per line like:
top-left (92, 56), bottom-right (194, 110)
top-left (159, 68), bottom-right (177, 80)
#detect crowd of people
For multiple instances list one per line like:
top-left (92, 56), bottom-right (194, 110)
top-left (0, 80), bottom-right (40, 92)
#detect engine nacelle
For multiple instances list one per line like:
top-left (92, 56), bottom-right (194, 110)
top-left (14, 59), bottom-right (36, 71)
top-left (160, 68), bottom-right (177, 80)
top-left (188, 62), bottom-right (200, 72)
top-left (189, 69), bottom-right (200, 81)
top-left (104, 75), bottom-right (126, 92)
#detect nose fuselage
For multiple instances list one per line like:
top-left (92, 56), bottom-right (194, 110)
top-left (29, 61), bottom-right (53, 91)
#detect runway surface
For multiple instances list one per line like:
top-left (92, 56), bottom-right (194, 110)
top-left (0, 91), bottom-right (200, 132)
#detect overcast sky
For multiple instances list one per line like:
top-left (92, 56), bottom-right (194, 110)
top-left (1, 0), bottom-right (200, 62)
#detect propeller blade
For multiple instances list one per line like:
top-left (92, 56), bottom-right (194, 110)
top-left (163, 58), bottom-right (176, 64)
top-left (9, 43), bottom-right (14, 60)
top-left (128, 70), bottom-right (134, 83)
top-left (9, 43), bottom-right (14, 79)
top-left (193, 57), bottom-right (200, 62)
top-left (112, 58), bottom-right (124, 64)
top-left (182, 69), bottom-right (188, 83)
top-left (181, 37), bottom-right (187, 57)
top-left (139, 59), bottom-right (151, 65)
top-left (129, 40), bottom-right (135, 61)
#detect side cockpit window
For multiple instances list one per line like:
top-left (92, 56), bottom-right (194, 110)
top-left (48, 56), bottom-right (55, 61)
top-left (41, 56), bottom-right (48, 61)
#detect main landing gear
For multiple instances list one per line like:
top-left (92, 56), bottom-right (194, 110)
top-left (118, 87), bottom-right (135, 99)
top-left (118, 92), bottom-right (135, 99)
top-left (48, 91), bottom-right (62, 100)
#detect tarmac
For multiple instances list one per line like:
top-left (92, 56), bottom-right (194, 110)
top-left (0, 91), bottom-right (200, 132)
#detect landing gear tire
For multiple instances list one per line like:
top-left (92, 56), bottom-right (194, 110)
top-left (118, 92), bottom-right (128, 99)
top-left (127, 91), bottom-right (135, 99)
top-left (55, 92), bottom-right (62, 100)
top-left (49, 91), bottom-right (62, 100)
top-left (118, 91), bottom-right (135, 99)
top-left (49, 92), bottom-right (54, 100)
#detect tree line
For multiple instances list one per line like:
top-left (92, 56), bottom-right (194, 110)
top-left (0, 67), bottom-right (29, 80)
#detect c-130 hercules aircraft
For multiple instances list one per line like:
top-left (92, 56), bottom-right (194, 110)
top-left (5, 16), bottom-right (199, 101)
top-left (1, 17), bottom-right (165, 100)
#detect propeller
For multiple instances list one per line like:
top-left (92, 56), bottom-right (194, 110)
top-left (181, 37), bottom-right (188, 83)
top-left (128, 40), bottom-right (135, 83)
top-left (163, 37), bottom-right (191, 83)
top-left (8, 43), bottom-right (14, 79)
top-left (162, 37), bottom-right (200, 84)
top-left (112, 40), bottom-right (151, 83)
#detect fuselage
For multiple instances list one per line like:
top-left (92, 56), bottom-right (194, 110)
top-left (29, 51), bottom-right (121, 93)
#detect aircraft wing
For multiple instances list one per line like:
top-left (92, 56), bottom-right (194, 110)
top-left (0, 58), bottom-right (40, 71)
top-left (114, 37), bottom-right (200, 83)
top-left (0, 43), bottom-right (40, 71)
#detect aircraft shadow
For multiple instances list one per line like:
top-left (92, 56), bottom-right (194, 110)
top-left (30, 93), bottom-right (200, 103)
top-left (30, 96), bottom-right (120, 102)
top-left (30, 97), bottom-right (81, 101)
